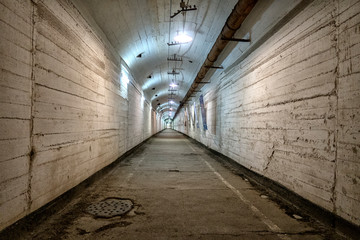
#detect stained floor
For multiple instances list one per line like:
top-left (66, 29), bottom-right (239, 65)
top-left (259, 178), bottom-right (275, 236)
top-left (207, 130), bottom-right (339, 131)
top-left (4, 129), bottom-right (350, 239)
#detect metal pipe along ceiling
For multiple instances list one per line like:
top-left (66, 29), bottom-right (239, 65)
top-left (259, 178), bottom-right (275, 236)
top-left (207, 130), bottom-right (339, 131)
top-left (174, 0), bottom-right (257, 118)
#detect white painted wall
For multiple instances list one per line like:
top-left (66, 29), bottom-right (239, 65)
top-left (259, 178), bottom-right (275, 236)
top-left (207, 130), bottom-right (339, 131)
top-left (174, 0), bottom-right (360, 226)
top-left (0, 0), bottom-right (164, 230)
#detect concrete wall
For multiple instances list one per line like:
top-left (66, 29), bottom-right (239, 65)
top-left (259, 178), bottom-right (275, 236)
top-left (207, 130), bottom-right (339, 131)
top-left (174, 0), bottom-right (360, 226)
top-left (0, 0), bottom-right (163, 230)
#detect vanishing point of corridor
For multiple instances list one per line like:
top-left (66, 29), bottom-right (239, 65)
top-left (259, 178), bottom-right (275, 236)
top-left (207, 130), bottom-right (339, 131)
top-left (3, 129), bottom-right (347, 240)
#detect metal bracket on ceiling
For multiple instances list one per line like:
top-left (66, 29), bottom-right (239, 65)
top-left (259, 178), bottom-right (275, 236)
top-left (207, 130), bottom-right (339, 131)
top-left (167, 41), bottom-right (186, 46)
top-left (167, 54), bottom-right (183, 62)
top-left (168, 70), bottom-right (180, 75)
top-left (221, 36), bottom-right (250, 42)
top-left (170, 1), bottom-right (197, 18)
top-left (195, 81), bottom-right (211, 84)
top-left (205, 65), bottom-right (224, 69)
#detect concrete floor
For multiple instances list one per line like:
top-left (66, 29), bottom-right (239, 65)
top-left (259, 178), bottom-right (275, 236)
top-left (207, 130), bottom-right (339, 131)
top-left (6, 129), bottom-right (349, 239)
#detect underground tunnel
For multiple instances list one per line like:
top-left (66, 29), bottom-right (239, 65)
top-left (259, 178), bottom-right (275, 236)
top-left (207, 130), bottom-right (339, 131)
top-left (0, 0), bottom-right (359, 239)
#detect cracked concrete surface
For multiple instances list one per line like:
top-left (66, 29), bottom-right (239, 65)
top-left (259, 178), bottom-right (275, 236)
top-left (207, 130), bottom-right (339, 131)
top-left (3, 129), bottom-right (350, 239)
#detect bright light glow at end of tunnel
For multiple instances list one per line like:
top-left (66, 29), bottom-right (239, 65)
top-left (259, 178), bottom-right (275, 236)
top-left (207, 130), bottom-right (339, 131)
top-left (174, 32), bottom-right (193, 43)
top-left (169, 83), bottom-right (177, 88)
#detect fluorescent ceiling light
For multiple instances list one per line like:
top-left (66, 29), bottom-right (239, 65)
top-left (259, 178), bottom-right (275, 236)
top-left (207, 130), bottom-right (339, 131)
top-left (174, 32), bottom-right (192, 43)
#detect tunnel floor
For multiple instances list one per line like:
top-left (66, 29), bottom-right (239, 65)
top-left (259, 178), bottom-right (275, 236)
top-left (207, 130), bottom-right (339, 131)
top-left (7, 129), bottom-right (348, 239)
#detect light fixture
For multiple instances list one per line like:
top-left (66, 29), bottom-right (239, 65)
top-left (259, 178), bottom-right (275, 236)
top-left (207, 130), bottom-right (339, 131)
top-left (169, 83), bottom-right (178, 88)
top-left (169, 100), bottom-right (175, 104)
top-left (174, 32), bottom-right (192, 43)
top-left (170, 108), bottom-right (173, 110)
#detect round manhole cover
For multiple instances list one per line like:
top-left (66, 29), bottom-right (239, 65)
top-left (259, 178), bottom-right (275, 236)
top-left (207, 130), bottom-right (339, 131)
top-left (86, 198), bottom-right (133, 218)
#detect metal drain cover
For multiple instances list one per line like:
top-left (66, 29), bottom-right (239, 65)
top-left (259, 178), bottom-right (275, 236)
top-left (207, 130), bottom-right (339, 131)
top-left (86, 198), bottom-right (133, 218)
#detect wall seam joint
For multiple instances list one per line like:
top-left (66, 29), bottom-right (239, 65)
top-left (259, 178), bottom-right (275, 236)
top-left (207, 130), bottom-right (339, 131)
top-left (27, 0), bottom-right (37, 213)
top-left (331, 0), bottom-right (340, 218)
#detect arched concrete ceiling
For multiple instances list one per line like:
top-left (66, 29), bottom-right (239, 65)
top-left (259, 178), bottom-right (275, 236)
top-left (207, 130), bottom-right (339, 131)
top-left (80, 0), bottom-right (238, 113)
